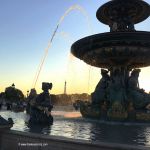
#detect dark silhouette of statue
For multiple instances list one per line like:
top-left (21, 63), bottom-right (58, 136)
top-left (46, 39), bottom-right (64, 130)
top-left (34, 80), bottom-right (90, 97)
top-left (128, 69), bottom-right (150, 109)
top-left (0, 115), bottom-right (13, 129)
top-left (29, 82), bottom-right (53, 125)
top-left (108, 68), bottom-right (127, 106)
top-left (26, 88), bottom-right (37, 114)
top-left (36, 82), bottom-right (53, 110)
top-left (91, 69), bottom-right (110, 105)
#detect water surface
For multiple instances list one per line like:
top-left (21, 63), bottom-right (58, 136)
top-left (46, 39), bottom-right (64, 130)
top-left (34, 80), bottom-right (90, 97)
top-left (1, 110), bottom-right (150, 147)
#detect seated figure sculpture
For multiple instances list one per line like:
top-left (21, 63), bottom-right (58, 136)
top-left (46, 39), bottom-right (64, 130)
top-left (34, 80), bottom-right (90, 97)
top-left (26, 88), bottom-right (37, 114)
top-left (128, 69), bottom-right (150, 110)
top-left (106, 68), bottom-right (128, 120)
top-left (108, 68), bottom-right (127, 107)
top-left (29, 82), bottom-right (53, 125)
top-left (91, 69), bottom-right (110, 105)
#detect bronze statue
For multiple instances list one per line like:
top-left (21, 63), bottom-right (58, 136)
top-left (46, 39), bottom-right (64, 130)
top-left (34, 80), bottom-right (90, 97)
top-left (108, 68), bottom-right (127, 106)
top-left (91, 69), bottom-right (110, 105)
top-left (128, 69), bottom-right (150, 109)
top-left (28, 82), bottom-right (53, 125)
top-left (26, 88), bottom-right (37, 114)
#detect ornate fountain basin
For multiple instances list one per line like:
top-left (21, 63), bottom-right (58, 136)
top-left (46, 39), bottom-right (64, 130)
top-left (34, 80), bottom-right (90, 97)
top-left (96, 0), bottom-right (150, 26)
top-left (71, 31), bottom-right (150, 68)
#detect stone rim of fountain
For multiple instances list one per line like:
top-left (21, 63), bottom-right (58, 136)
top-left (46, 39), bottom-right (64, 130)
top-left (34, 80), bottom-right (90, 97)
top-left (71, 31), bottom-right (150, 68)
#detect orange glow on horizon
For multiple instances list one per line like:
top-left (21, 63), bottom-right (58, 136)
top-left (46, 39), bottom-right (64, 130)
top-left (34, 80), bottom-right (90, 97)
top-left (1, 63), bottom-right (150, 96)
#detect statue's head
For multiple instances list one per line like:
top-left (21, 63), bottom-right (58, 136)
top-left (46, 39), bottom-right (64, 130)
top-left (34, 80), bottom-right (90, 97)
top-left (101, 69), bottom-right (109, 76)
top-left (42, 82), bottom-right (53, 91)
top-left (131, 69), bottom-right (141, 77)
top-left (30, 88), bottom-right (37, 96)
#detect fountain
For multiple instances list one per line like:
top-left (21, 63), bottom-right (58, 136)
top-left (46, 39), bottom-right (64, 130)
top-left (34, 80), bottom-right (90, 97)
top-left (2, 1), bottom-right (150, 149)
top-left (71, 0), bottom-right (150, 122)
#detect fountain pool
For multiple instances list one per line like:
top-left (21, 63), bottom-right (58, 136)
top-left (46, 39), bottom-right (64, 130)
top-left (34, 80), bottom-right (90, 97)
top-left (1, 110), bottom-right (150, 148)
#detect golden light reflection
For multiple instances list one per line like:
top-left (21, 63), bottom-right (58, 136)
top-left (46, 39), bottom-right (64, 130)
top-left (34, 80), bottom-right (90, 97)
top-left (51, 111), bottom-right (81, 118)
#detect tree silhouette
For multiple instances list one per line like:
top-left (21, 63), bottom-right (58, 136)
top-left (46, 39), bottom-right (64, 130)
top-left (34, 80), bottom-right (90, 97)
top-left (4, 86), bottom-right (24, 103)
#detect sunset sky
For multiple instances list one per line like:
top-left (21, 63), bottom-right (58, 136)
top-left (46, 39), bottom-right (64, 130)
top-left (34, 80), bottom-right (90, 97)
top-left (0, 0), bottom-right (150, 95)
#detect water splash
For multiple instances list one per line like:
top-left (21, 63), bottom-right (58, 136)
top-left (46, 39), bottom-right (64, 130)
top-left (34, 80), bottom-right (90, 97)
top-left (56, 31), bottom-right (74, 43)
top-left (56, 32), bottom-right (92, 94)
top-left (54, 33), bottom-right (93, 94)
top-left (32, 31), bottom-right (73, 88)
top-left (87, 65), bottom-right (92, 93)
top-left (33, 4), bottom-right (93, 88)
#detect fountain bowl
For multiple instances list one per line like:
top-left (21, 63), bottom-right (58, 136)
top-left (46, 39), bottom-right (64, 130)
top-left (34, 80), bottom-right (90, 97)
top-left (71, 31), bottom-right (150, 68)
